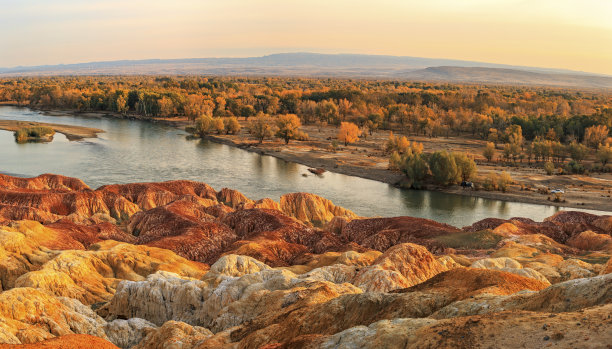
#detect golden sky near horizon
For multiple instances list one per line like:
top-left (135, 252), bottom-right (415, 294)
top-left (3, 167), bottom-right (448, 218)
top-left (1, 0), bottom-right (611, 74)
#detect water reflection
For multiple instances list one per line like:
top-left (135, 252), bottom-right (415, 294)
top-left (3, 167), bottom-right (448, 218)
top-left (0, 105), bottom-right (608, 227)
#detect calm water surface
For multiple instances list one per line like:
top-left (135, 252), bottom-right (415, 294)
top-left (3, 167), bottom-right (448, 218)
top-left (0, 106), bottom-right (607, 227)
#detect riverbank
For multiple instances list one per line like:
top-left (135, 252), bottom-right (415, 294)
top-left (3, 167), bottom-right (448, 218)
top-left (203, 132), bottom-right (612, 212)
top-left (0, 119), bottom-right (104, 141)
top-left (28, 107), bottom-right (612, 213)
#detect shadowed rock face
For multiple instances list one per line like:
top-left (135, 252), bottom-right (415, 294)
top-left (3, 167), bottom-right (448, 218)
top-left (340, 216), bottom-right (461, 252)
top-left (0, 173), bottom-right (609, 348)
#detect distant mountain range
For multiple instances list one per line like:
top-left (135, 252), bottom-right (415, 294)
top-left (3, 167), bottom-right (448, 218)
top-left (1, 52), bottom-right (610, 89)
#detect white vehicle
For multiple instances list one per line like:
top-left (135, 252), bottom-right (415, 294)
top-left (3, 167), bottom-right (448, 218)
top-left (550, 189), bottom-right (565, 194)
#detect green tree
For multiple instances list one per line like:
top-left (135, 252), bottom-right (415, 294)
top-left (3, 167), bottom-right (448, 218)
top-left (428, 151), bottom-right (460, 186)
top-left (453, 152), bottom-right (477, 181)
top-left (239, 105), bottom-right (256, 119)
top-left (403, 153), bottom-right (430, 189)
top-left (568, 141), bottom-right (588, 163)
top-left (315, 100), bottom-right (339, 125)
top-left (544, 161), bottom-right (555, 175)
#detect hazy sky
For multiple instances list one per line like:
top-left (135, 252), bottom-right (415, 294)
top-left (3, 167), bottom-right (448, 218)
top-left (1, 0), bottom-right (611, 74)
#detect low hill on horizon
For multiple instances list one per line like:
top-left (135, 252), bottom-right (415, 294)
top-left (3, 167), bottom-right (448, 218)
top-left (1, 52), bottom-right (610, 89)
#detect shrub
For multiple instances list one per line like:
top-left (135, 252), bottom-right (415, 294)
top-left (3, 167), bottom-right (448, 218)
top-left (14, 126), bottom-right (55, 143)
top-left (564, 160), bottom-right (585, 174)
top-left (544, 161), bottom-right (555, 175)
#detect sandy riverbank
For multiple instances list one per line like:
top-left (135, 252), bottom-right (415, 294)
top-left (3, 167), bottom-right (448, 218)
top-left (27, 107), bottom-right (612, 212)
top-left (0, 119), bottom-right (104, 141)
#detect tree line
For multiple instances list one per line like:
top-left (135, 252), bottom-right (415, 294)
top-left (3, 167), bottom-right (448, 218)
top-left (1, 76), bottom-right (609, 146)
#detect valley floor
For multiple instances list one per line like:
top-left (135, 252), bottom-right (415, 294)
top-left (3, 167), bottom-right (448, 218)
top-left (33, 108), bottom-right (612, 212)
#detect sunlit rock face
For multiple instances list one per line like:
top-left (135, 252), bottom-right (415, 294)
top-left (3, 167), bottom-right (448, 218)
top-left (279, 192), bottom-right (358, 226)
top-left (0, 173), bottom-right (609, 348)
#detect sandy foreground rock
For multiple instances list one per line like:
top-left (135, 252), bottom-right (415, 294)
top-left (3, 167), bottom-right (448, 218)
top-left (0, 173), bottom-right (609, 348)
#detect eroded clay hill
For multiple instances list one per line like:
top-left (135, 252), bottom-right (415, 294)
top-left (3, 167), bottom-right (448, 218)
top-left (0, 174), bottom-right (610, 348)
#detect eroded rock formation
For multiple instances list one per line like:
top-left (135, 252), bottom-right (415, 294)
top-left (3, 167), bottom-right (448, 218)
top-left (0, 173), bottom-right (609, 348)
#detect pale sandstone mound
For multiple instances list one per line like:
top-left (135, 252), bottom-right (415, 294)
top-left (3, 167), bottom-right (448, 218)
top-left (132, 321), bottom-right (212, 349)
top-left (431, 271), bottom-right (612, 320)
top-left (14, 240), bottom-right (209, 304)
top-left (208, 254), bottom-right (270, 277)
top-left (556, 258), bottom-right (601, 281)
top-left (307, 304), bottom-right (612, 349)
top-left (352, 243), bottom-right (449, 292)
top-left (225, 268), bottom-right (549, 348)
top-left (107, 268), bottom-right (361, 332)
top-left (0, 288), bottom-right (107, 344)
top-left (0, 334), bottom-right (119, 349)
top-left (0, 221), bottom-right (76, 291)
top-left (514, 272), bottom-right (612, 312)
top-left (104, 318), bottom-right (156, 349)
top-left (279, 192), bottom-right (357, 226)
top-left (470, 257), bottom-right (550, 284)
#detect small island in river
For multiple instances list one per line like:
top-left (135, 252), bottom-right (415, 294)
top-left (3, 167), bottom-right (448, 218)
top-left (0, 119), bottom-right (104, 142)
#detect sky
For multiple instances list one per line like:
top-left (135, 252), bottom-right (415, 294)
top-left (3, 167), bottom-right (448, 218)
top-left (0, 0), bottom-right (611, 74)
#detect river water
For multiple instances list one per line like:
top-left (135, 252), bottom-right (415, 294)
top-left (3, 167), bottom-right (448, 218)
top-left (0, 106), bottom-right (606, 227)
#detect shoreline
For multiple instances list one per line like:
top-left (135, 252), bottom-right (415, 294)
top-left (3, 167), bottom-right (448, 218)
top-left (7, 105), bottom-right (612, 213)
top-left (202, 134), bottom-right (612, 213)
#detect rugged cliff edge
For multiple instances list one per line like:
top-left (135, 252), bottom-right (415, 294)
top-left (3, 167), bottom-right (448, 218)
top-left (0, 173), bottom-right (610, 348)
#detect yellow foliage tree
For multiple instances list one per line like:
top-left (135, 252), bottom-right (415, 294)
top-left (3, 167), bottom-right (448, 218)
top-left (337, 122), bottom-right (362, 146)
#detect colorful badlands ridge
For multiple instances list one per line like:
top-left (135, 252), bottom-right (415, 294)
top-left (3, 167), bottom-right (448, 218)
top-left (0, 173), bottom-right (609, 348)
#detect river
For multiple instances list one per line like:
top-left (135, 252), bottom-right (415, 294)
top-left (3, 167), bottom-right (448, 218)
top-left (0, 106), bottom-right (605, 227)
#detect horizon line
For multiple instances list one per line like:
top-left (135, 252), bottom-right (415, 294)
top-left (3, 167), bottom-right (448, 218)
top-left (1, 51), bottom-right (609, 78)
